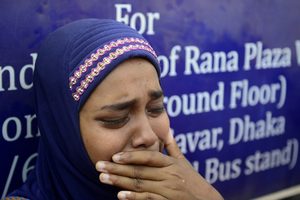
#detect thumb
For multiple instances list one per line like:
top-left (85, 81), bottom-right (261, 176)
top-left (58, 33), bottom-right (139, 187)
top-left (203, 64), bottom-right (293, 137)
top-left (165, 129), bottom-right (185, 159)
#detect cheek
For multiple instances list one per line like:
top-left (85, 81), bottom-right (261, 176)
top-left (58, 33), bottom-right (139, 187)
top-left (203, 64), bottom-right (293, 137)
top-left (151, 113), bottom-right (170, 143)
top-left (80, 120), bottom-right (129, 163)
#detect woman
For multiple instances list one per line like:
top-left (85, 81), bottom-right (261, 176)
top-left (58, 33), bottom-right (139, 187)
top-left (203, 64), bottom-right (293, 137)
top-left (8, 19), bottom-right (223, 200)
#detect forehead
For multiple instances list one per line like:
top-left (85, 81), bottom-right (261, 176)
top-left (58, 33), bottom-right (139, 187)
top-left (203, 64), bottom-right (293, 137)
top-left (84, 58), bottom-right (161, 106)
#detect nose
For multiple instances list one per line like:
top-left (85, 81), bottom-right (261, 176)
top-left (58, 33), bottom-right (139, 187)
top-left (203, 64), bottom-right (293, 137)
top-left (131, 114), bottom-right (159, 149)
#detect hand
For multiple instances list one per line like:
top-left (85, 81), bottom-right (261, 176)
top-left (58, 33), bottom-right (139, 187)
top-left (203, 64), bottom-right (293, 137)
top-left (95, 131), bottom-right (224, 200)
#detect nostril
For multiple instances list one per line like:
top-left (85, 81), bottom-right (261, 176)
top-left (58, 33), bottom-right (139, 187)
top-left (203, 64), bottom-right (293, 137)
top-left (131, 129), bottom-right (159, 149)
top-left (131, 114), bottom-right (159, 149)
top-left (134, 143), bottom-right (148, 149)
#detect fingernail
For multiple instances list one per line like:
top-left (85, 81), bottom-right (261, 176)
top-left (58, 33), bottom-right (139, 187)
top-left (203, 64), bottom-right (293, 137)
top-left (166, 128), bottom-right (174, 143)
top-left (169, 128), bottom-right (173, 135)
top-left (118, 191), bottom-right (131, 200)
top-left (112, 152), bottom-right (124, 162)
top-left (95, 161), bottom-right (106, 172)
top-left (100, 173), bottom-right (112, 184)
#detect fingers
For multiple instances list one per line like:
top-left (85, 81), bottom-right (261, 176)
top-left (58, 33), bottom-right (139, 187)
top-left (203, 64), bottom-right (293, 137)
top-left (111, 150), bottom-right (173, 167)
top-left (164, 129), bottom-right (185, 159)
top-left (96, 161), bottom-right (163, 181)
top-left (99, 173), bottom-right (165, 196)
top-left (117, 191), bottom-right (167, 200)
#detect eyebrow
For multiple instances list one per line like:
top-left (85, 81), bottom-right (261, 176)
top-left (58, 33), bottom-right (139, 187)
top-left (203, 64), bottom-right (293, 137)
top-left (100, 90), bottom-right (164, 111)
top-left (100, 99), bottom-right (136, 111)
top-left (148, 90), bottom-right (163, 100)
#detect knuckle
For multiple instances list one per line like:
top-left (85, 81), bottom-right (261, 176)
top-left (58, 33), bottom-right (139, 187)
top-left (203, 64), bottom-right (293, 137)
top-left (133, 177), bottom-right (143, 192)
top-left (111, 176), bottom-right (119, 185)
top-left (166, 167), bottom-right (183, 179)
top-left (105, 162), bottom-right (114, 171)
top-left (110, 175), bottom-right (122, 187)
top-left (130, 192), bottom-right (136, 200)
top-left (163, 180), bottom-right (182, 191)
top-left (145, 192), bottom-right (154, 200)
top-left (132, 165), bottom-right (142, 179)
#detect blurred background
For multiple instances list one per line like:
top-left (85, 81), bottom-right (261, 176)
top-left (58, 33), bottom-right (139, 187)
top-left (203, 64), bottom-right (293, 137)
top-left (1, 1), bottom-right (300, 199)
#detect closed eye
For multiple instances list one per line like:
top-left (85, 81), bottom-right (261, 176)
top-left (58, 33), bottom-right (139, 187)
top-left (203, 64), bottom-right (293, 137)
top-left (147, 106), bottom-right (165, 117)
top-left (98, 116), bottom-right (130, 129)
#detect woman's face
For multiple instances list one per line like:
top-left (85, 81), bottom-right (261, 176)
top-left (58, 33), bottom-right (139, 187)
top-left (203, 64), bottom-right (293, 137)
top-left (80, 58), bottom-right (170, 164)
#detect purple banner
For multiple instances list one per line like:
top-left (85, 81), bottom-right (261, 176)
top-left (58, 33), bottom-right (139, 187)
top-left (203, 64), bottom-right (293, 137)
top-left (1, 1), bottom-right (300, 199)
